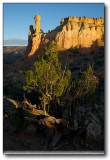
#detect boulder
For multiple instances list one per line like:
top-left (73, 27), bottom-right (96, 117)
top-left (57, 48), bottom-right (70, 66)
top-left (74, 106), bottom-right (101, 139)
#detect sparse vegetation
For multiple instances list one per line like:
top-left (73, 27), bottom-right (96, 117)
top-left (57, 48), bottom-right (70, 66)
top-left (76, 65), bottom-right (98, 96)
top-left (3, 44), bottom-right (104, 151)
top-left (3, 10), bottom-right (104, 152)
top-left (23, 42), bottom-right (71, 115)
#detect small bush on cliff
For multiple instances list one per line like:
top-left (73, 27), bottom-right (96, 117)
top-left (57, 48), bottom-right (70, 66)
top-left (23, 42), bottom-right (71, 115)
top-left (73, 65), bottom-right (99, 99)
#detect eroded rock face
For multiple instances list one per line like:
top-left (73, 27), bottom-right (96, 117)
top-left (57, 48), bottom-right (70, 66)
top-left (27, 15), bottom-right (104, 56)
top-left (27, 15), bottom-right (42, 56)
top-left (28, 34), bottom-right (41, 56)
top-left (54, 17), bottom-right (104, 50)
top-left (34, 15), bottom-right (41, 34)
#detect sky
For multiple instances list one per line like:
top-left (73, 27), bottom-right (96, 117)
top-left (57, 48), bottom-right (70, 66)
top-left (3, 3), bottom-right (104, 40)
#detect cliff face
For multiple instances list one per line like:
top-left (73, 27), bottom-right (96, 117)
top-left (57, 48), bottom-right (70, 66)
top-left (27, 15), bottom-right (104, 55)
top-left (46, 16), bottom-right (104, 50)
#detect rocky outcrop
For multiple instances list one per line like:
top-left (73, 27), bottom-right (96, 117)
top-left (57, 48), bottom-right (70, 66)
top-left (47, 16), bottom-right (104, 50)
top-left (27, 15), bottom-right (42, 56)
top-left (27, 15), bottom-right (104, 56)
top-left (34, 15), bottom-right (41, 34)
top-left (74, 106), bottom-right (101, 139)
top-left (28, 34), bottom-right (41, 56)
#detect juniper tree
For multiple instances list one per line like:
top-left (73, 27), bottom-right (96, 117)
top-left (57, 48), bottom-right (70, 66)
top-left (23, 42), bottom-right (71, 115)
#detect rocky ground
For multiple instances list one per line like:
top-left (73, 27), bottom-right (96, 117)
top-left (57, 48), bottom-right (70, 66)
top-left (3, 46), bottom-right (104, 153)
top-left (3, 118), bottom-right (75, 152)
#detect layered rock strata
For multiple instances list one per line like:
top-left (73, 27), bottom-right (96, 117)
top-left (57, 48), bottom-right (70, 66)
top-left (27, 15), bottom-right (104, 55)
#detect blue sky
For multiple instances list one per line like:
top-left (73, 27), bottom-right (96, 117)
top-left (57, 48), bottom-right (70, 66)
top-left (3, 3), bottom-right (104, 40)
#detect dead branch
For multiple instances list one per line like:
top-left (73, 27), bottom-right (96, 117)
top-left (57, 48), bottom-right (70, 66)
top-left (31, 108), bottom-right (49, 116)
top-left (23, 96), bottom-right (36, 109)
top-left (3, 96), bottom-right (20, 109)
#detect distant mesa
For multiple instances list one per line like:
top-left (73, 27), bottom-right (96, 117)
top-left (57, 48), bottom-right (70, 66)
top-left (27, 14), bottom-right (104, 56)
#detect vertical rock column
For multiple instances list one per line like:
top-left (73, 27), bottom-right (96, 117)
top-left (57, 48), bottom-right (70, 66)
top-left (28, 15), bottom-right (41, 56)
top-left (34, 15), bottom-right (41, 34)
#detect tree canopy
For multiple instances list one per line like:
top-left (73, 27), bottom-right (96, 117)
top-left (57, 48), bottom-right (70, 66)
top-left (23, 42), bottom-right (71, 114)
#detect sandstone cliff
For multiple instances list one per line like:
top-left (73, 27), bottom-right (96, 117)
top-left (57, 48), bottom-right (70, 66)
top-left (27, 15), bottom-right (104, 55)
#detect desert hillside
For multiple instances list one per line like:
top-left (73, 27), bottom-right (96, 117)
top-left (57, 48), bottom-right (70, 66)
top-left (3, 15), bottom-right (104, 152)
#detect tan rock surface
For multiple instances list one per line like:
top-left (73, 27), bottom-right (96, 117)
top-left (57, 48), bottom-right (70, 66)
top-left (54, 17), bottom-right (104, 50)
top-left (34, 14), bottom-right (41, 34)
top-left (27, 16), bottom-right (104, 56)
top-left (28, 15), bottom-right (42, 56)
top-left (28, 34), bottom-right (41, 56)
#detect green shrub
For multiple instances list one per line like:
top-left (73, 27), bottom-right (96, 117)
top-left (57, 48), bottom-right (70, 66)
top-left (23, 42), bottom-right (71, 115)
top-left (73, 65), bottom-right (99, 99)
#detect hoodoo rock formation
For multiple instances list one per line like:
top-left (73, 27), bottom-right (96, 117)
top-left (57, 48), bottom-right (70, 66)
top-left (27, 15), bottom-right (104, 56)
top-left (28, 14), bottom-right (42, 56)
